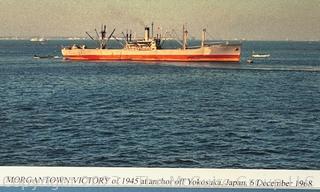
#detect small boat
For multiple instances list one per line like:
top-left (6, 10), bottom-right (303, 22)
top-left (33, 55), bottom-right (59, 59)
top-left (30, 38), bottom-right (47, 42)
top-left (252, 54), bottom-right (270, 58)
top-left (247, 59), bottom-right (254, 64)
top-left (252, 51), bottom-right (270, 58)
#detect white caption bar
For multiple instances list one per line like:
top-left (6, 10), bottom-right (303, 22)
top-left (0, 167), bottom-right (319, 190)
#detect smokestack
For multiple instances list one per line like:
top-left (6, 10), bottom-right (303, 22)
top-left (144, 27), bottom-right (150, 41)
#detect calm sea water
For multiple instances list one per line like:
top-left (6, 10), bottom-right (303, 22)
top-left (0, 40), bottom-right (319, 169)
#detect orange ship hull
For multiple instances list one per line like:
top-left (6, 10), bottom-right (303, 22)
top-left (63, 54), bottom-right (240, 62)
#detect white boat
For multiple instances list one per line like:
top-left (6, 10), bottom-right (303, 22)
top-left (30, 37), bottom-right (46, 42)
top-left (252, 54), bottom-right (270, 58)
top-left (252, 51), bottom-right (270, 58)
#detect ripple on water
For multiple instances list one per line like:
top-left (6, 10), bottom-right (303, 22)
top-left (0, 41), bottom-right (319, 168)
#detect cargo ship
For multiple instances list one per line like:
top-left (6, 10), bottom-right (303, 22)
top-left (61, 25), bottom-right (241, 62)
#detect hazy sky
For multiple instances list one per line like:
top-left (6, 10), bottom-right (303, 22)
top-left (0, 0), bottom-right (319, 40)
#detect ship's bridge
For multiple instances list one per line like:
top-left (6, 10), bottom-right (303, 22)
top-left (125, 40), bottom-right (157, 51)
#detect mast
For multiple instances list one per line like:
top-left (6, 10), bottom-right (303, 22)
top-left (126, 29), bottom-right (129, 42)
top-left (129, 30), bottom-right (132, 41)
top-left (151, 22), bottom-right (154, 39)
top-left (101, 25), bottom-right (107, 49)
top-left (182, 25), bottom-right (188, 50)
top-left (201, 28), bottom-right (206, 48)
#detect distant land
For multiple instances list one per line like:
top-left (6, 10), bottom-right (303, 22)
top-left (1, 36), bottom-right (319, 42)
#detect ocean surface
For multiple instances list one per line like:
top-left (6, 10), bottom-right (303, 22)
top-left (0, 40), bottom-right (319, 169)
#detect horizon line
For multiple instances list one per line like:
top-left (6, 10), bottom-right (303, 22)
top-left (0, 37), bottom-right (319, 42)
